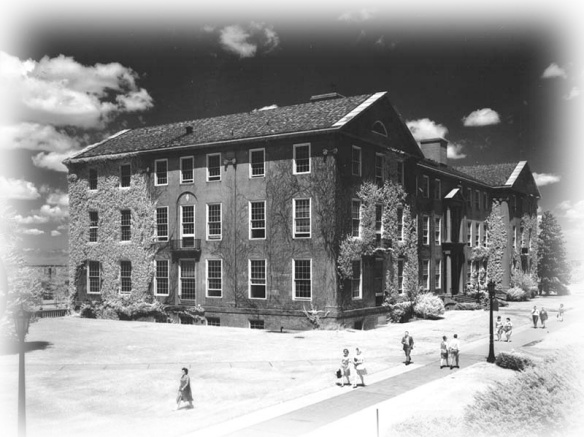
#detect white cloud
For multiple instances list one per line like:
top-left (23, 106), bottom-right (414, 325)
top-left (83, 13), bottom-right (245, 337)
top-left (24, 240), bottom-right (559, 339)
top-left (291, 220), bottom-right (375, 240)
top-left (46, 190), bottom-right (69, 207)
top-left (462, 108), bottom-right (501, 127)
top-left (564, 86), bottom-right (581, 100)
top-left (50, 230), bottom-right (62, 237)
top-left (533, 172), bottom-right (561, 186)
top-left (0, 176), bottom-right (40, 200)
top-left (447, 143), bottom-right (467, 160)
top-left (541, 63), bottom-right (567, 79)
top-left (406, 118), bottom-right (448, 141)
top-left (219, 23), bottom-right (279, 58)
top-left (0, 51), bottom-right (153, 128)
top-left (39, 204), bottom-right (68, 221)
top-left (15, 214), bottom-right (49, 225)
top-left (32, 151), bottom-right (75, 172)
top-left (338, 9), bottom-right (376, 22)
top-left (19, 228), bottom-right (45, 235)
top-left (557, 200), bottom-right (584, 221)
top-left (0, 122), bottom-right (80, 152)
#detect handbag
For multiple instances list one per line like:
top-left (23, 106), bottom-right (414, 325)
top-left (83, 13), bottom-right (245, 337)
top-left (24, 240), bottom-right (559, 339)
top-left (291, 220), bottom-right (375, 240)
top-left (336, 369), bottom-right (342, 378)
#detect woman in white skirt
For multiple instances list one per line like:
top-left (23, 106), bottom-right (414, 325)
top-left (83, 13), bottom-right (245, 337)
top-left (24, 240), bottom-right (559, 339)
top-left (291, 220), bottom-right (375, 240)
top-left (353, 347), bottom-right (367, 388)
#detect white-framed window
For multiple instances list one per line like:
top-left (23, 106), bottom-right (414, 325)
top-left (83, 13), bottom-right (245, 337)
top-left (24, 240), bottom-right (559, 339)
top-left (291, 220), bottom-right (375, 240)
top-left (156, 207), bottom-right (168, 242)
top-left (249, 259), bottom-right (267, 299)
top-left (422, 259), bottom-right (430, 290)
top-left (154, 260), bottom-right (169, 296)
top-left (467, 221), bottom-right (472, 247)
top-left (483, 223), bottom-right (488, 247)
top-left (120, 164), bottom-right (131, 188)
top-left (375, 204), bottom-right (383, 247)
top-left (372, 121), bottom-right (388, 136)
top-left (87, 261), bottom-right (101, 294)
top-left (397, 161), bottom-right (404, 186)
top-left (293, 259), bottom-right (311, 300)
top-left (293, 198), bottom-right (311, 238)
top-left (207, 153), bottom-right (221, 182)
top-left (293, 143), bottom-right (311, 174)
top-left (120, 261), bottom-right (132, 294)
top-left (352, 200), bottom-right (361, 238)
top-left (351, 260), bottom-right (362, 299)
top-left (180, 156), bottom-right (194, 184)
top-left (155, 159), bottom-right (168, 186)
top-left (179, 259), bottom-right (196, 300)
top-left (206, 259), bottom-right (222, 298)
top-left (89, 168), bottom-right (98, 190)
top-left (422, 175), bottom-right (429, 198)
top-left (434, 179), bottom-right (441, 200)
top-left (434, 216), bottom-right (441, 245)
top-left (120, 209), bottom-right (131, 242)
top-left (207, 203), bottom-right (222, 240)
top-left (89, 211), bottom-right (98, 243)
top-left (397, 207), bottom-right (404, 241)
top-left (422, 215), bottom-right (430, 245)
top-left (250, 201), bottom-right (266, 239)
top-left (435, 259), bottom-right (442, 291)
top-left (375, 153), bottom-right (384, 185)
top-left (475, 222), bottom-right (481, 247)
top-left (352, 146), bottom-right (362, 176)
top-left (250, 148), bottom-right (265, 178)
top-left (180, 205), bottom-right (195, 248)
top-left (397, 258), bottom-right (404, 293)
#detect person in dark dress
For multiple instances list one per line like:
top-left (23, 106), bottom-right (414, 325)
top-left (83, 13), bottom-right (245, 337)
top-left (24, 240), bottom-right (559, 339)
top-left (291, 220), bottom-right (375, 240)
top-left (176, 367), bottom-right (194, 409)
top-left (401, 331), bottom-right (414, 365)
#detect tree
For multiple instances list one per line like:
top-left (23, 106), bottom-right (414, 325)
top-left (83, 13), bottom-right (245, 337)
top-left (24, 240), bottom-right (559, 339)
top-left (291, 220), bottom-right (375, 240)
top-left (537, 211), bottom-right (571, 295)
top-left (486, 201), bottom-right (507, 289)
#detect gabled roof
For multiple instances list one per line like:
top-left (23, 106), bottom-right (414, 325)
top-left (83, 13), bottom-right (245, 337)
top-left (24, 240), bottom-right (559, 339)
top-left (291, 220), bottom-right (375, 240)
top-left (68, 92), bottom-right (388, 161)
top-left (419, 160), bottom-right (488, 187)
top-left (454, 163), bottom-right (522, 187)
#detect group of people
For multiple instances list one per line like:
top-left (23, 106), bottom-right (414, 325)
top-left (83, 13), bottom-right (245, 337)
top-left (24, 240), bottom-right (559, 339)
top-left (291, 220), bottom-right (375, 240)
top-left (531, 306), bottom-right (549, 328)
top-left (439, 334), bottom-right (460, 369)
top-left (495, 316), bottom-right (513, 342)
top-left (337, 347), bottom-right (368, 388)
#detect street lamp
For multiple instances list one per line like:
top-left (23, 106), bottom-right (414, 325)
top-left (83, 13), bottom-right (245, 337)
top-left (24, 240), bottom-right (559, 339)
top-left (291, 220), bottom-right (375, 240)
top-left (13, 304), bottom-right (32, 437)
top-left (487, 281), bottom-right (496, 363)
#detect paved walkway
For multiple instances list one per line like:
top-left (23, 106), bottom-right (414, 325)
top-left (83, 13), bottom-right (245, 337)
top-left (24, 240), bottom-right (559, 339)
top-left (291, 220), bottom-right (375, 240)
top-left (196, 311), bottom-right (578, 437)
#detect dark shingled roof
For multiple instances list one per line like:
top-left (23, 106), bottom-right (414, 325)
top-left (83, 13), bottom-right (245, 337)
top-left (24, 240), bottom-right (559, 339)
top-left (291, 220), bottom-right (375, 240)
top-left (419, 161), bottom-right (488, 186)
top-left (454, 163), bottom-right (519, 187)
top-left (71, 93), bottom-right (376, 160)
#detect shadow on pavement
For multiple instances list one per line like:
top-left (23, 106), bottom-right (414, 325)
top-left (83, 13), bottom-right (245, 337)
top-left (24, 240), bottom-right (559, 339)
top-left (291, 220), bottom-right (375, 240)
top-left (0, 340), bottom-right (53, 355)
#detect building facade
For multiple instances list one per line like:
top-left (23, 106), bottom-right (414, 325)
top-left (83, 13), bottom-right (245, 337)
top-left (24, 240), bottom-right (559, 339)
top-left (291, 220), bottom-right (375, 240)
top-left (65, 92), bottom-right (540, 329)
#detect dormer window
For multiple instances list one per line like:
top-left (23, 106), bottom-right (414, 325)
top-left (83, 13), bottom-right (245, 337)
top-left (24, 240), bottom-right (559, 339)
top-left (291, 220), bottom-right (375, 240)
top-left (372, 121), bottom-right (388, 137)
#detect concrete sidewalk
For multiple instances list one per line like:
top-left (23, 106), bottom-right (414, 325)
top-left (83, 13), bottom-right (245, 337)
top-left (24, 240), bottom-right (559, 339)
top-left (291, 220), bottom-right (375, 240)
top-left (196, 311), bottom-right (578, 437)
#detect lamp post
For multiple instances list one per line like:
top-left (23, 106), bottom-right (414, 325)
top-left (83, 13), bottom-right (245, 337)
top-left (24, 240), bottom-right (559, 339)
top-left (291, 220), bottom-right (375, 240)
top-left (13, 304), bottom-right (32, 437)
top-left (487, 281), bottom-right (496, 363)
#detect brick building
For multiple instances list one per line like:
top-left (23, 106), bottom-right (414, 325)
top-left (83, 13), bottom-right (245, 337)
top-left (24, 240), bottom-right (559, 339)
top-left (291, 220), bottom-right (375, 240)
top-left (64, 92), bottom-right (539, 329)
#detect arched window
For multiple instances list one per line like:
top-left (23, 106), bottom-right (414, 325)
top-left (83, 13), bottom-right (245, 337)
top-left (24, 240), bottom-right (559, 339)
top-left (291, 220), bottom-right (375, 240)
top-left (372, 121), bottom-right (388, 137)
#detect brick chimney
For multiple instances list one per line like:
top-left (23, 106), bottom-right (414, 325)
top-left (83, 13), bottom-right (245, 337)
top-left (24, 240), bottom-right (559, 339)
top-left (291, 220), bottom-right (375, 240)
top-left (420, 138), bottom-right (448, 166)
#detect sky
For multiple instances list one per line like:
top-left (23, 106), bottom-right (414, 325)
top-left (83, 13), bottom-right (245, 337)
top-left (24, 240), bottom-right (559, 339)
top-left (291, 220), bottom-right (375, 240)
top-left (0, 0), bottom-right (583, 265)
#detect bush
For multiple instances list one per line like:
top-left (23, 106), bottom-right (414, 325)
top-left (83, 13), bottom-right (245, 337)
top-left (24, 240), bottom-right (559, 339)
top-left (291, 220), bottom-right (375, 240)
top-left (511, 271), bottom-right (537, 293)
top-left (466, 289), bottom-right (487, 301)
top-left (413, 293), bottom-right (445, 319)
top-left (79, 302), bottom-right (97, 318)
top-left (388, 301), bottom-right (413, 323)
top-left (505, 286), bottom-right (529, 301)
top-left (495, 351), bottom-right (535, 371)
top-left (453, 302), bottom-right (483, 311)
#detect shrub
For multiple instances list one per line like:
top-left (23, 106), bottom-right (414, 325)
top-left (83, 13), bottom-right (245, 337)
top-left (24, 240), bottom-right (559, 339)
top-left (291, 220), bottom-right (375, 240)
top-left (495, 351), bottom-right (535, 371)
top-left (505, 286), bottom-right (529, 301)
top-left (79, 302), bottom-right (97, 318)
top-left (466, 288), bottom-right (487, 302)
top-left (413, 293), bottom-right (445, 319)
top-left (453, 302), bottom-right (483, 311)
top-left (388, 301), bottom-right (413, 323)
top-left (511, 271), bottom-right (537, 293)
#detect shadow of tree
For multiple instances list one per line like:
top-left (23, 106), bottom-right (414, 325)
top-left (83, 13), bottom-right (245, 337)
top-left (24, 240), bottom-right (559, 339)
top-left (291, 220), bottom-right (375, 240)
top-left (0, 341), bottom-right (53, 355)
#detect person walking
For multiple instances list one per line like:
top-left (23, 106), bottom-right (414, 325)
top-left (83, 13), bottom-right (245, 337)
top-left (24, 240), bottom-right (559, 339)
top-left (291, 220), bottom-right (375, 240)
top-left (338, 348), bottom-right (351, 387)
top-left (557, 303), bottom-right (565, 322)
top-left (503, 317), bottom-right (513, 342)
top-left (495, 315), bottom-right (503, 341)
top-left (539, 307), bottom-right (548, 328)
top-left (352, 347), bottom-right (367, 388)
top-left (531, 305), bottom-right (539, 328)
top-left (448, 334), bottom-right (460, 369)
top-left (440, 336), bottom-right (449, 368)
top-left (176, 367), bottom-right (194, 410)
top-left (401, 331), bottom-right (414, 365)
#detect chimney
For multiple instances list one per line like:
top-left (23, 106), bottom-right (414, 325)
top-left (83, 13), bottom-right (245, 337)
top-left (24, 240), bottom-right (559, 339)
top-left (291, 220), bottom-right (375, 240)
top-left (420, 138), bottom-right (448, 166)
top-left (185, 126), bottom-right (193, 134)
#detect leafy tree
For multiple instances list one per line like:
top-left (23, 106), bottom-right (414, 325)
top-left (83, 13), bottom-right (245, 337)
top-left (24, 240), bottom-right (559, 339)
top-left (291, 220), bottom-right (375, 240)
top-left (486, 201), bottom-right (507, 289)
top-left (537, 211), bottom-right (571, 295)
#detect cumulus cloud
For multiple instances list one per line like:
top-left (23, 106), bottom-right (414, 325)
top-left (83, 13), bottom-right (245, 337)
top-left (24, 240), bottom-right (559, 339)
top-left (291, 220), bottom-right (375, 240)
top-left (564, 86), bottom-right (580, 100)
top-left (32, 150), bottom-right (76, 172)
top-left (557, 200), bottom-right (584, 221)
top-left (39, 204), bottom-right (68, 221)
top-left (0, 176), bottom-right (40, 200)
top-left (46, 190), bottom-right (69, 207)
top-left (462, 108), bottom-right (501, 127)
top-left (541, 63), bottom-right (567, 79)
top-left (219, 23), bottom-right (279, 58)
top-left (338, 9), bottom-right (376, 22)
top-left (0, 51), bottom-right (153, 128)
top-left (447, 143), bottom-right (467, 160)
top-left (0, 122), bottom-right (80, 152)
top-left (50, 230), bottom-right (62, 237)
top-left (19, 228), bottom-right (45, 235)
top-left (533, 172), bottom-right (561, 186)
top-left (406, 118), bottom-right (448, 141)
